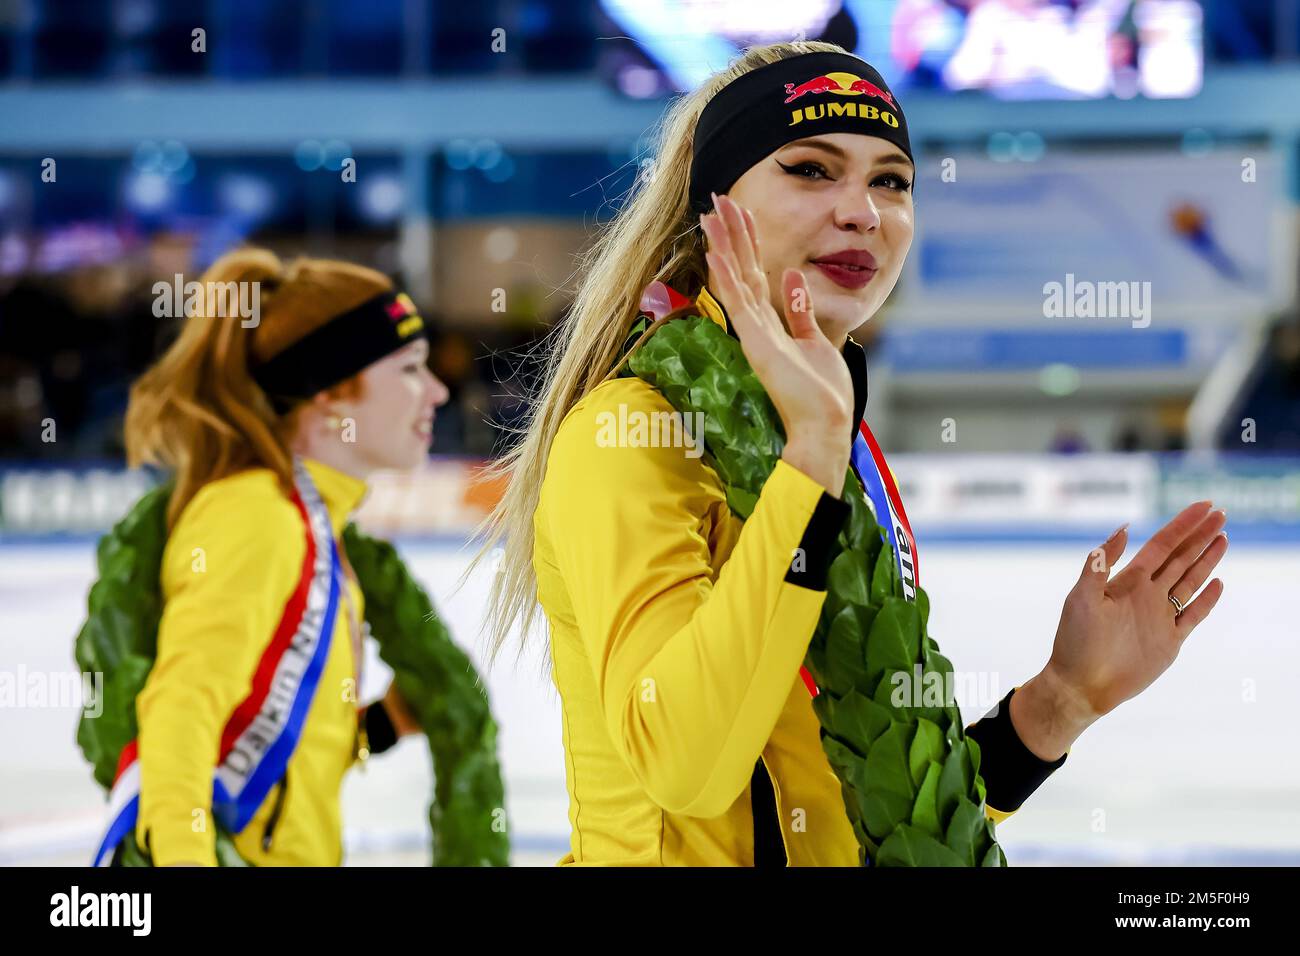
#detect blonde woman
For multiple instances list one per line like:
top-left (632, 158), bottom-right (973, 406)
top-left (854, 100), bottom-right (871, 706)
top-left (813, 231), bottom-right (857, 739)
top-left (95, 249), bottom-right (448, 866)
top-left (479, 42), bottom-right (1228, 866)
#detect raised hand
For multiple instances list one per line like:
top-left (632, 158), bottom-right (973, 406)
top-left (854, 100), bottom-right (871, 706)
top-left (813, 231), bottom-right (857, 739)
top-left (701, 192), bottom-right (853, 495)
top-left (1045, 500), bottom-right (1228, 722)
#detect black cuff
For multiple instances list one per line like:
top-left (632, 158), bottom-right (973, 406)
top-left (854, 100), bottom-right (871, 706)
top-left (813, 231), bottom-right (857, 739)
top-left (364, 700), bottom-right (400, 755)
top-left (784, 491), bottom-right (851, 591)
top-left (965, 687), bottom-right (1067, 814)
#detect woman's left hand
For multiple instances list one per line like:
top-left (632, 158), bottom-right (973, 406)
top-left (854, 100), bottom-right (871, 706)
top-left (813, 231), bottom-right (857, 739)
top-left (1043, 500), bottom-right (1228, 726)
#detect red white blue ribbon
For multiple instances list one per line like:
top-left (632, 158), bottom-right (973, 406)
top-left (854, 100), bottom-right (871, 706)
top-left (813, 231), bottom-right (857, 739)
top-left (851, 420), bottom-right (920, 602)
top-left (92, 459), bottom-right (340, 866)
top-left (800, 418), bottom-right (920, 698)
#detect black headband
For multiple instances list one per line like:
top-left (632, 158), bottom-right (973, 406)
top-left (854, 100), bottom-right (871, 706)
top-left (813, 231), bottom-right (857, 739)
top-left (251, 290), bottom-right (428, 411)
top-left (689, 51), bottom-right (912, 214)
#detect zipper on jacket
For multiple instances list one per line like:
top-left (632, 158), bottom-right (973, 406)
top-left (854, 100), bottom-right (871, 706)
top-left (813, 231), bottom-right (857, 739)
top-left (261, 775), bottom-right (289, 852)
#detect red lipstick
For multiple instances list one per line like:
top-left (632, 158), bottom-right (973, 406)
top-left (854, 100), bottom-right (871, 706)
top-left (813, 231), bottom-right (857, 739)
top-left (810, 249), bottom-right (877, 290)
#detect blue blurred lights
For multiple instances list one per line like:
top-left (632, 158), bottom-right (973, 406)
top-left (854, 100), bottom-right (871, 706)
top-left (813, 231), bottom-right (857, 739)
top-left (295, 140), bottom-right (325, 171)
top-left (159, 140), bottom-right (189, 174)
top-left (1015, 132), bottom-right (1045, 161)
top-left (132, 140), bottom-right (194, 185)
top-left (359, 173), bottom-right (404, 222)
top-left (126, 170), bottom-right (171, 211)
top-left (220, 174), bottom-right (275, 220)
top-left (322, 139), bottom-right (351, 171)
top-left (295, 139), bottom-right (352, 173)
top-left (472, 139), bottom-right (503, 171)
top-left (988, 132), bottom-right (1016, 162)
top-left (133, 140), bottom-right (162, 173)
top-left (446, 138), bottom-right (511, 179)
top-left (445, 139), bottom-right (475, 171)
top-left (988, 131), bottom-right (1047, 162)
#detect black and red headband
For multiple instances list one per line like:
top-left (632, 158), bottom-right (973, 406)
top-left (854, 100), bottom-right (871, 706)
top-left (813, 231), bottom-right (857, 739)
top-left (689, 51), bottom-right (912, 214)
top-left (252, 290), bottom-right (427, 411)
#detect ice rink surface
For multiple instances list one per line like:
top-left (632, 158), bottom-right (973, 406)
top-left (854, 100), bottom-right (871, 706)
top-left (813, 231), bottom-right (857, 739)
top-left (2, 536), bottom-right (1297, 867)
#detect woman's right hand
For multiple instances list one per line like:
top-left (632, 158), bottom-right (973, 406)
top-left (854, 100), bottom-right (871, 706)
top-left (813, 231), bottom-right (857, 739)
top-left (701, 192), bottom-right (853, 496)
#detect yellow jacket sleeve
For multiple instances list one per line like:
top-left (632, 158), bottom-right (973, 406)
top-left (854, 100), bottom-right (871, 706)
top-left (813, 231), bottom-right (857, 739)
top-left (135, 478), bottom-right (304, 866)
top-left (540, 379), bottom-right (850, 819)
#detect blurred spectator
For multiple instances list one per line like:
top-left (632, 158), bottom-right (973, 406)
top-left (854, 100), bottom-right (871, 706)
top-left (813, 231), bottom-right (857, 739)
top-left (1218, 309), bottom-right (1300, 452)
top-left (1049, 421), bottom-right (1090, 453)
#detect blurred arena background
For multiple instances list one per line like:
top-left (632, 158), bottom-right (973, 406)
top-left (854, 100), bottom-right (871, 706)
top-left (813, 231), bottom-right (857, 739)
top-left (1, 0), bottom-right (1298, 866)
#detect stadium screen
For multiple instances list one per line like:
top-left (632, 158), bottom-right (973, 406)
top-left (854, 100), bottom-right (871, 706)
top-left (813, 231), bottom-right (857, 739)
top-left (600, 0), bottom-right (1204, 100)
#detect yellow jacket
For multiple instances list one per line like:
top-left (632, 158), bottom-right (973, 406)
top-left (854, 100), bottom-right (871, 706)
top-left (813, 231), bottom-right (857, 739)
top-left (532, 287), bottom-right (1066, 866)
top-left (134, 457), bottom-right (368, 866)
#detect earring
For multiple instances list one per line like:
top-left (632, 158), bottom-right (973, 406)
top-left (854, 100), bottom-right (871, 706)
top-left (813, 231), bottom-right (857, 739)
top-left (325, 414), bottom-right (342, 429)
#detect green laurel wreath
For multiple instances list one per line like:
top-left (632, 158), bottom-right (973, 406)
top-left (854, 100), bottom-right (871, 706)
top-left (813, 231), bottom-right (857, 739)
top-left (626, 314), bottom-right (1005, 866)
top-left (74, 481), bottom-right (510, 867)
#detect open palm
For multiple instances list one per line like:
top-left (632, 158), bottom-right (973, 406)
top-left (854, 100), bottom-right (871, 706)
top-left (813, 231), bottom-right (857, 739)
top-left (1048, 501), bottom-right (1228, 719)
top-left (700, 193), bottom-right (853, 436)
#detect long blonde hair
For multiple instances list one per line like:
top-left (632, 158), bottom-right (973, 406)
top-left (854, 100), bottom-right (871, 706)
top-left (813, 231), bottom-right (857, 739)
top-left (125, 248), bottom-right (392, 528)
top-left (473, 41), bottom-right (852, 666)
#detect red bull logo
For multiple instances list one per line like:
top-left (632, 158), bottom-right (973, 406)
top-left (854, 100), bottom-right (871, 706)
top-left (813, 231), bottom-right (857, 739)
top-left (783, 71), bottom-right (896, 108)
top-left (783, 71), bottom-right (901, 130)
top-left (385, 292), bottom-right (424, 338)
